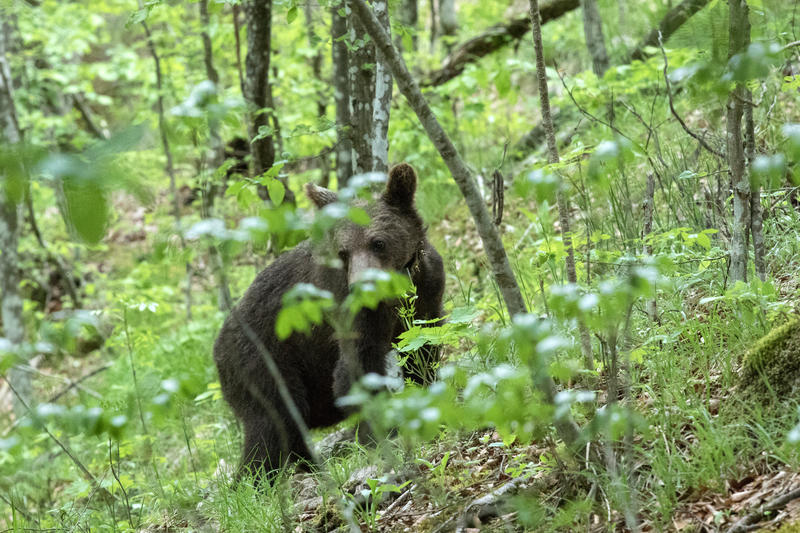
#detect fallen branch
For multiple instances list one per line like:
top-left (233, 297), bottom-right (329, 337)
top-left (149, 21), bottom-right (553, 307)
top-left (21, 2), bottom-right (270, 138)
top-left (422, 0), bottom-right (579, 87)
top-left (726, 486), bottom-right (800, 533)
top-left (455, 478), bottom-right (525, 531)
top-left (629, 0), bottom-right (711, 62)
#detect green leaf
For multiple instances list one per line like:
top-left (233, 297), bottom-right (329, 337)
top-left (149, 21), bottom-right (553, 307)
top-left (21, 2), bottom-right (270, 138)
top-left (62, 178), bottom-right (108, 244)
top-left (495, 69), bottom-right (511, 97)
top-left (287, 5), bottom-right (298, 23)
top-left (267, 179), bottom-right (285, 206)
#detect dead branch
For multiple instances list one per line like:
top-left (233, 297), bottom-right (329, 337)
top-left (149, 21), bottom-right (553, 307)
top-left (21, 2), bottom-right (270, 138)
top-left (422, 0), bottom-right (579, 87)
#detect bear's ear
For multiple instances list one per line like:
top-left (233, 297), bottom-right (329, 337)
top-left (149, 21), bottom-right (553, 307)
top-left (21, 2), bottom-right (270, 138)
top-left (384, 163), bottom-right (417, 208)
top-left (304, 183), bottom-right (338, 208)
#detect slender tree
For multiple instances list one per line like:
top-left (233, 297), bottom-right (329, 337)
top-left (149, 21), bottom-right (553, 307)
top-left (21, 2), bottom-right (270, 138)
top-left (331, 0), bottom-right (353, 186)
top-left (0, 20), bottom-right (30, 417)
top-left (528, 0), bottom-right (594, 370)
top-left (727, 0), bottom-right (749, 283)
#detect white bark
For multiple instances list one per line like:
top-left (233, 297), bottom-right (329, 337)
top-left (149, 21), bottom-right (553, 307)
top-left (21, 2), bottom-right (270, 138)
top-left (370, 0), bottom-right (392, 173)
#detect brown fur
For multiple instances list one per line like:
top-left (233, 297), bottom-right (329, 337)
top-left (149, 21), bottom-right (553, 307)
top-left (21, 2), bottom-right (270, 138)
top-left (213, 164), bottom-right (445, 481)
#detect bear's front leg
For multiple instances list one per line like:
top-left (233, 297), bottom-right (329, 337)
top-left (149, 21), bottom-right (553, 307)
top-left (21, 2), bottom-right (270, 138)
top-left (332, 304), bottom-right (397, 401)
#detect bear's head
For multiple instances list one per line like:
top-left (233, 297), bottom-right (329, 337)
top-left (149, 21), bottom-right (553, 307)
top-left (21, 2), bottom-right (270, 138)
top-left (305, 163), bottom-right (426, 287)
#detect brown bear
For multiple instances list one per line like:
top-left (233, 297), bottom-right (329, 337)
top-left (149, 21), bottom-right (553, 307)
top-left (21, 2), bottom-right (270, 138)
top-left (213, 163), bottom-right (444, 481)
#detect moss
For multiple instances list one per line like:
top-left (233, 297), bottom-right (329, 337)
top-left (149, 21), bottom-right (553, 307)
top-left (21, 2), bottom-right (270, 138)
top-left (775, 521), bottom-right (800, 533)
top-left (739, 319), bottom-right (800, 403)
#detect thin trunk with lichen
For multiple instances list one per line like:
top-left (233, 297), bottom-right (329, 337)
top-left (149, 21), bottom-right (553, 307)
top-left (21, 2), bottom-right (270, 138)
top-left (727, 0), bottom-right (749, 283)
top-left (0, 20), bottom-right (30, 418)
top-left (528, 0), bottom-right (594, 371)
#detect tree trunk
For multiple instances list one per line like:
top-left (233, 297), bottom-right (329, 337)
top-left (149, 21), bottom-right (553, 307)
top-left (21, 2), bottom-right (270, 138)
top-left (528, 0), bottom-right (594, 371)
top-left (580, 0), bottom-right (609, 76)
top-left (244, 0), bottom-right (295, 204)
top-left (743, 97), bottom-right (765, 281)
top-left (331, 0), bottom-right (353, 186)
top-left (0, 20), bottom-right (30, 418)
top-left (371, 0), bottom-right (392, 173)
top-left (348, 14), bottom-right (377, 175)
top-left (348, 1), bottom-right (391, 175)
top-left (727, 0), bottom-right (749, 283)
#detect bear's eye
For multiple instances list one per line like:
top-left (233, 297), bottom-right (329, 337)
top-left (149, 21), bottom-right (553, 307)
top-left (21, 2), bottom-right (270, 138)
top-left (370, 239), bottom-right (386, 253)
top-left (338, 250), bottom-right (349, 263)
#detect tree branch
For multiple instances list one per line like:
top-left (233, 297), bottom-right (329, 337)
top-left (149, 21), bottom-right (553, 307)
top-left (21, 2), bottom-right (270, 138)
top-left (422, 0), bottom-right (579, 87)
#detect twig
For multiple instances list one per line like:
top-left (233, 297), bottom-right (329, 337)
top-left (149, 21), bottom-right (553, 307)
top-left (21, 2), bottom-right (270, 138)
top-left (658, 32), bottom-right (725, 159)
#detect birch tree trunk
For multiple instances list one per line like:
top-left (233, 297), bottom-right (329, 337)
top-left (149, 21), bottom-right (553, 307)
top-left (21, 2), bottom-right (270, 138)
top-left (0, 20), bottom-right (30, 417)
top-left (348, 0), bottom-right (391, 175)
top-left (727, 0), bottom-right (749, 283)
top-left (348, 16), bottom-right (376, 174)
top-left (371, 0), bottom-right (392, 173)
top-left (528, 0), bottom-right (594, 370)
top-left (331, 0), bottom-right (353, 185)
top-left (580, 0), bottom-right (609, 76)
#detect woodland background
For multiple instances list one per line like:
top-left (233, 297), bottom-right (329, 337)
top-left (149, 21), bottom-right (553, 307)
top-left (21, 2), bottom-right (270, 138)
top-left (2, 0), bottom-right (800, 531)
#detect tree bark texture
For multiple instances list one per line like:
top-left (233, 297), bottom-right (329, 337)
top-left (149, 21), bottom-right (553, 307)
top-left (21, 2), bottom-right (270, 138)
top-left (331, 0), bottom-right (353, 185)
top-left (745, 101), bottom-right (766, 281)
top-left (348, 13), bottom-right (376, 174)
top-left (727, 0), bottom-right (750, 283)
top-left (580, 0), bottom-right (609, 76)
top-left (244, 0), bottom-right (295, 204)
top-left (528, 0), bottom-right (593, 370)
top-left (370, 0), bottom-right (392, 173)
top-left (0, 20), bottom-right (30, 417)
top-left (245, 0), bottom-right (275, 179)
top-left (347, 0), bottom-right (392, 175)
top-left (629, 0), bottom-right (710, 62)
